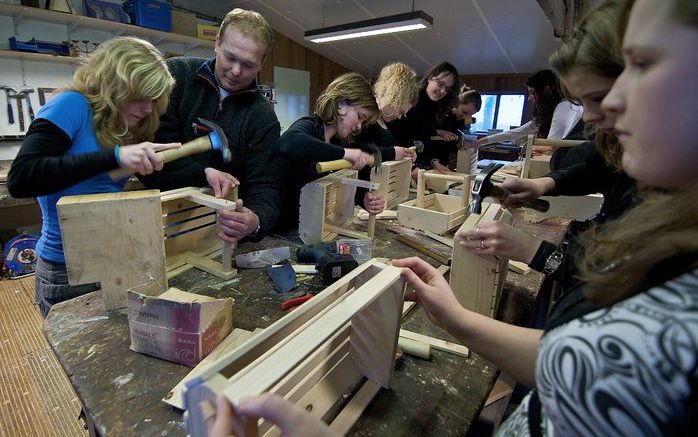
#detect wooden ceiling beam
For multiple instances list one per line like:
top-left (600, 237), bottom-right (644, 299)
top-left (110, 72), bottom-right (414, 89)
top-left (536, 0), bottom-right (589, 40)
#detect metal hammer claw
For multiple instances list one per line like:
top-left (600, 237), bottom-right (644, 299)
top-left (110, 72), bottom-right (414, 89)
top-left (470, 163), bottom-right (550, 214)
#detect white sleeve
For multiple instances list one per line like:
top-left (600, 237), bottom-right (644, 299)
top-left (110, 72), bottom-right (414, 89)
top-left (479, 121), bottom-right (537, 146)
top-left (547, 101), bottom-right (584, 139)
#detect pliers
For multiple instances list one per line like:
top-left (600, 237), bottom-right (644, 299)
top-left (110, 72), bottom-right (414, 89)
top-left (280, 292), bottom-right (314, 311)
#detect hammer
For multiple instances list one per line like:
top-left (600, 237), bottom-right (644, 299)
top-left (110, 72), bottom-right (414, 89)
top-left (8, 92), bottom-right (27, 132)
top-left (0, 85), bottom-right (16, 125)
top-left (470, 163), bottom-right (550, 214)
top-left (108, 118), bottom-right (231, 180)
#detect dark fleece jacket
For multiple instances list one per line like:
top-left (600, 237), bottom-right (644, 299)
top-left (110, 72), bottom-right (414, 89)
top-left (138, 57), bottom-right (283, 239)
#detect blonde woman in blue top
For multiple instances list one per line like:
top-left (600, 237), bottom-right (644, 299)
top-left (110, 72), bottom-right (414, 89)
top-left (8, 36), bottom-right (178, 317)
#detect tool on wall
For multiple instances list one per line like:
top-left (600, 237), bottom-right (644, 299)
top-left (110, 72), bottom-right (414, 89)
top-left (37, 87), bottom-right (56, 106)
top-left (108, 118), bottom-right (231, 180)
top-left (470, 163), bottom-right (550, 214)
top-left (23, 89), bottom-right (35, 122)
top-left (9, 92), bottom-right (26, 132)
top-left (0, 86), bottom-right (16, 125)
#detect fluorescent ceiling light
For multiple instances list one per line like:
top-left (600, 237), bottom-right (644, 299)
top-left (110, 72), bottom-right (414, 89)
top-left (304, 10), bottom-right (433, 43)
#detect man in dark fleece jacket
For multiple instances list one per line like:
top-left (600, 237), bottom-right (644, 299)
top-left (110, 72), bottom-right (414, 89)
top-left (139, 8), bottom-right (282, 242)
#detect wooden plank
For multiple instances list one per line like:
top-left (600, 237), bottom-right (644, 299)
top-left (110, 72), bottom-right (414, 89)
top-left (184, 252), bottom-right (237, 280)
top-left (424, 230), bottom-right (454, 247)
top-left (450, 203), bottom-right (506, 316)
top-left (324, 223), bottom-right (368, 240)
top-left (399, 329), bottom-right (469, 358)
top-left (221, 266), bottom-right (403, 403)
top-left (57, 190), bottom-right (167, 310)
top-left (164, 328), bottom-right (257, 409)
top-left (508, 260), bottom-right (531, 275)
top-left (397, 337), bottom-right (432, 359)
top-left (183, 262), bottom-right (392, 435)
top-left (387, 225), bottom-right (453, 266)
top-left (329, 379), bottom-right (382, 435)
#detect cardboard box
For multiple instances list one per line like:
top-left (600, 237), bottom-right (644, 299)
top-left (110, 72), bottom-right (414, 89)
top-left (128, 284), bottom-right (233, 367)
top-left (197, 24), bottom-right (219, 41)
top-left (171, 9), bottom-right (197, 37)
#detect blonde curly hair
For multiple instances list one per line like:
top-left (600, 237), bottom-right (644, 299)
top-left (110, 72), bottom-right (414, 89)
top-left (373, 62), bottom-right (419, 114)
top-left (66, 36), bottom-right (173, 149)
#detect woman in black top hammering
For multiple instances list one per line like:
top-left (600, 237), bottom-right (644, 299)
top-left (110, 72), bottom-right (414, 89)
top-left (275, 72), bottom-right (382, 229)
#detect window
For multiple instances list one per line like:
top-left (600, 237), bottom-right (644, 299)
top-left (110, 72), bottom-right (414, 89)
top-left (470, 94), bottom-right (526, 133)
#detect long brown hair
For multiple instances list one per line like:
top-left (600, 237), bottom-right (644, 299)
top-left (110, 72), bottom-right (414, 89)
top-left (525, 70), bottom-right (563, 138)
top-left (580, 0), bottom-right (698, 304)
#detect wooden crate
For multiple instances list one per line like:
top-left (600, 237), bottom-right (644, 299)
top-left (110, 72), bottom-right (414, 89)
top-left (299, 169), bottom-right (368, 244)
top-left (397, 169), bottom-right (471, 235)
top-left (449, 202), bottom-right (513, 317)
top-left (370, 159), bottom-right (411, 210)
top-left (57, 187), bottom-right (238, 310)
top-left (184, 260), bottom-right (405, 437)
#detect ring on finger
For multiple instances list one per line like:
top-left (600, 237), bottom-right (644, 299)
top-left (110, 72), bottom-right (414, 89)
top-left (481, 239), bottom-right (486, 248)
top-left (475, 227), bottom-right (480, 238)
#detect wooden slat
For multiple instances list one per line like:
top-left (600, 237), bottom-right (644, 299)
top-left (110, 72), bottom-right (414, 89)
top-left (0, 277), bottom-right (86, 437)
top-left (57, 190), bottom-right (167, 310)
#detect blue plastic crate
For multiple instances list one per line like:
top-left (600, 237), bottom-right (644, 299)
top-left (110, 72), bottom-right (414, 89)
top-left (123, 0), bottom-right (172, 32)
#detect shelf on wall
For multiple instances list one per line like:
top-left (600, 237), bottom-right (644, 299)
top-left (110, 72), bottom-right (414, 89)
top-left (0, 3), bottom-right (214, 50)
top-left (0, 49), bottom-right (79, 64)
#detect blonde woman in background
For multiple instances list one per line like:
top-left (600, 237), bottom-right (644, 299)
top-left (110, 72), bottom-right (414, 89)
top-left (8, 36), bottom-right (178, 317)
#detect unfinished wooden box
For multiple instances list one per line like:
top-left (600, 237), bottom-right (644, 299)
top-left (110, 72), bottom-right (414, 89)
top-left (449, 202), bottom-right (513, 317)
top-left (57, 187), bottom-right (238, 310)
top-left (370, 158), bottom-right (411, 210)
top-left (299, 169), bottom-right (368, 244)
top-left (398, 169), bottom-right (471, 235)
top-left (183, 259), bottom-right (405, 437)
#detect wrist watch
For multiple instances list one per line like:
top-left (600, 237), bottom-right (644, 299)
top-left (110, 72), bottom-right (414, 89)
top-left (543, 245), bottom-right (564, 275)
top-left (250, 223), bottom-right (261, 237)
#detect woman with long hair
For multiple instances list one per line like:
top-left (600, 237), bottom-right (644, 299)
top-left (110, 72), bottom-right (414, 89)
top-left (457, 0), bottom-right (638, 303)
top-left (474, 69), bottom-right (583, 150)
top-left (275, 72), bottom-right (382, 229)
top-left (8, 36), bottom-right (177, 317)
top-left (387, 61), bottom-right (460, 171)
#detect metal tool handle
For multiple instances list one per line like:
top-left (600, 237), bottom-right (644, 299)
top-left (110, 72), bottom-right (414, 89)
top-left (316, 155), bottom-right (375, 173)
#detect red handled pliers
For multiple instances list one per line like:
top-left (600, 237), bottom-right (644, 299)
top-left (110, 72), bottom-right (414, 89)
top-left (280, 292), bottom-right (314, 311)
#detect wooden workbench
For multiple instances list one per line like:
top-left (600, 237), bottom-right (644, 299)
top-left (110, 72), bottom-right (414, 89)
top-left (43, 222), bottom-right (545, 437)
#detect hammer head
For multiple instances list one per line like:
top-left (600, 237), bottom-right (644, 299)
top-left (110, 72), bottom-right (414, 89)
top-left (197, 118), bottom-right (231, 163)
top-left (470, 163), bottom-right (503, 214)
top-left (411, 140), bottom-right (425, 154)
top-left (365, 142), bottom-right (382, 176)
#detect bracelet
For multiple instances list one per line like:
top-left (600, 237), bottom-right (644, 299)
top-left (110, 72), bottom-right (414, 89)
top-left (114, 144), bottom-right (121, 166)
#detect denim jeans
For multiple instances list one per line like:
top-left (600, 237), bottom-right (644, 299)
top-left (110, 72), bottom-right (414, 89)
top-left (34, 257), bottom-right (98, 318)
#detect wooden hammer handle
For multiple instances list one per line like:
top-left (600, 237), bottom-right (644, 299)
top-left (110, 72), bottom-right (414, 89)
top-left (108, 135), bottom-right (212, 180)
top-left (532, 138), bottom-right (585, 148)
top-left (316, 155), bottom-right (375, 173)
